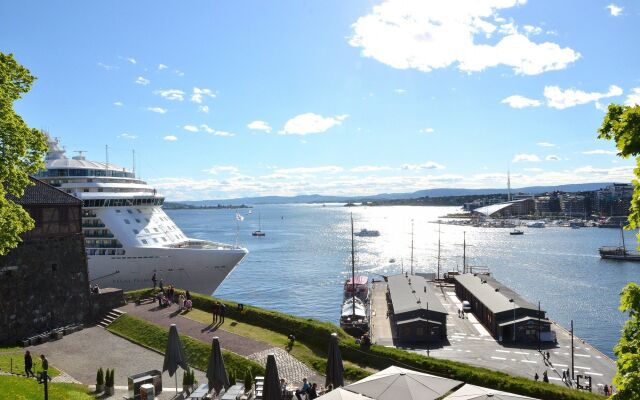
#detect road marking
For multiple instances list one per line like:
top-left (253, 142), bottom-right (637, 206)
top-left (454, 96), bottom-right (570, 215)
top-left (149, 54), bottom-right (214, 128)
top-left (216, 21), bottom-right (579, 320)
top-left (554, 363), bottom-right (568, 367)
top-left (575, 354), bottom-right (591, 358)
top-left (521, 360), bottom-right (537, 364)
top-left (548, 377), bottom-right (562, 381)
top-left (496, 350), bottom-right (511, 353)
top-left (575, 366), bottom-right (591, 370)
top-left (469, 337), bottom-right (483, 340)
top-left (514, 351), bottom-right (530, 355)
top-left (585, 372), bottom-right (604, 376)
top-left (491, 356), bottom-right (507, 360)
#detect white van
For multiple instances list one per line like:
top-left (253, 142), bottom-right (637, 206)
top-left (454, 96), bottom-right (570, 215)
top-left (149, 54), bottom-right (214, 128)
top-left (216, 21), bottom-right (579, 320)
top-left (462, 300), bottom-right (471, 311)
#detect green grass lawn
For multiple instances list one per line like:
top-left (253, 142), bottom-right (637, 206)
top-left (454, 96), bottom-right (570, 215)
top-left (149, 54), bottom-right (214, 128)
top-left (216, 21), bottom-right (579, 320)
top-left (0, 346), bottom-right (60, 377)
top-left (183, 308), bottom-right (371, 381)
top-left (0, 375), bottom-right (91, 400)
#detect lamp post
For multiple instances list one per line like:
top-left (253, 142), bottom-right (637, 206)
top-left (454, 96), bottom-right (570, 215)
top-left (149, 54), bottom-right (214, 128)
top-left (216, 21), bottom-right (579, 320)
top-left (509, 298), bottom-right (516, 342)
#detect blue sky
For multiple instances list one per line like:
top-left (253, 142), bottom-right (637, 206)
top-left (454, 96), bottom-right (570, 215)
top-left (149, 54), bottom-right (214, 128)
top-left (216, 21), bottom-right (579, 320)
top-left (2, 0), bottom-right (639, 200)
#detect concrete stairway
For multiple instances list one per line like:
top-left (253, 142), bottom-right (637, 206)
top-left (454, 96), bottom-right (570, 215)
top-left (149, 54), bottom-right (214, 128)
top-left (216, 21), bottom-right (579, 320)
top-left (97, 309), bottom-right (125, 328)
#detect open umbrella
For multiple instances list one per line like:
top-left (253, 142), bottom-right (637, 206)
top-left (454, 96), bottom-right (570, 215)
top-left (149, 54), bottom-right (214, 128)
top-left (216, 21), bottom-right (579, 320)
top-left (326, 333), bottom-right (344, 388)
top-left (318, 388), bottom-right (375, 399)
top-left (162, 324), bottom-right (189, 394)
top-left (207, 337), bottom-right (230, 395)
top-left (443, 384), bottom-right (538, 400)
top-left (263, 353), bottom-right (281, 400)
top-left (344, 365), bottom-right (462, 400)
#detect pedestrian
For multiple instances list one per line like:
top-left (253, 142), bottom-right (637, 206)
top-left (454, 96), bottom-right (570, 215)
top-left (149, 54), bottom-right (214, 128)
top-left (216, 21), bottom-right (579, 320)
top-left (212, 301), bottom-right (219, 323)
top-left (308, 383), bottom-right (318, 399)
top-left (152, 272), bottom-right (157, 290)
top-left (178, 294), bottom-right (185, 311)
top-left (24, 351), bottom-right (35, 378)
top-left (534, 372), bottom-right (539, 381)
top-left (603, 384), bottom-right (609, 396)
top-left (562, 370), bottom-right (566, 382)
top-left (159, 278), bottom-right (164, 293)
top-left (546, 351), bottom-right (550, 361)
top-left (458, 309), bottom-right (461, 318)
top-left (543, 370), bottom-right (549, 383)
top-left (38, 354), bottom-right (52, 383)
top-left (219, 302), bottom-right (226, 323)
top-left (185, 290), bottom-right (191, 301)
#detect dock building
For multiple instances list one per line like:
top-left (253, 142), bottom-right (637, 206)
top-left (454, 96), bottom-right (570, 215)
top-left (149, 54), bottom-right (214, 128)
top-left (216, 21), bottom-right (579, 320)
top-left (387, 274), bottom-right (447, 343)
top-left (453, 274), bottom-right (552, 343)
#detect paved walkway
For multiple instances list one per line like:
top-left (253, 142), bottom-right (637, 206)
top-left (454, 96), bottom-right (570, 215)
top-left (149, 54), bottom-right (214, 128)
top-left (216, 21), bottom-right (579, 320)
top-left (119, 302), bottom-right (323, 385)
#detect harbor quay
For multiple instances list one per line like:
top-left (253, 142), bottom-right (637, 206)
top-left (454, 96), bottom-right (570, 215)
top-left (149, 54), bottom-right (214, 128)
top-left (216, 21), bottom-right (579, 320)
top-left (370, 277), bottom-right (616, 392)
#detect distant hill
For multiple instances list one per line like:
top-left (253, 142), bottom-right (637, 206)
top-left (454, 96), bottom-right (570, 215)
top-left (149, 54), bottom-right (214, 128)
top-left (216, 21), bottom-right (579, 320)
top-left (175, 182), bottom-right (618, 206)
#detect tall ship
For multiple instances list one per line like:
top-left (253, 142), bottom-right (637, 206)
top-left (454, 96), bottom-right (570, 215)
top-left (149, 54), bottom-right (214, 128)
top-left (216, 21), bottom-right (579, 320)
top-left (340, 215), bottom-right (370, 337)
top-left (34, 136), bottom-right (248, 294)
top-left (599, 225), bottom-right (640, 262)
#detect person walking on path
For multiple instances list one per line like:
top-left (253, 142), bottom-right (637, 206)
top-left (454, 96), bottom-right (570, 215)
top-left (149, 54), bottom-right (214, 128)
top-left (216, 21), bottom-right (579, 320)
top-left (534, 372), bottom-right (539, 381)
top-left (219, 302), bottom-right (226, 323)
top-left (38, 354), bottom-right (52, 383)
top-left (24, 351), bottom-right (35, 378)
top-left (561, 370), bottom-right (566, 382)
top-left (212, 301), bottom-right (219, 324)
top-left (542, 370), bottom-right (549, 383)
top-left (152, 272), bottom-right (157, 290)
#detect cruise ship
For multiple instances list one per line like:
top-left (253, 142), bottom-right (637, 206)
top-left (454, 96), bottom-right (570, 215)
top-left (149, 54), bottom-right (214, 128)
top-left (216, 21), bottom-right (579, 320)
top-left (34, 136), bottom-right (248, 295)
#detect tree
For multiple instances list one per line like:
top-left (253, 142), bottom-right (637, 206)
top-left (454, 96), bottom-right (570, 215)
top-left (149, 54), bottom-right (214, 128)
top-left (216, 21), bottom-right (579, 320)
top-left (0, 52), bottom-right (47, 255)
top-left (612, 283), bottom-right (640, 399)
top-left (598, 105), bottom-right (640, 398)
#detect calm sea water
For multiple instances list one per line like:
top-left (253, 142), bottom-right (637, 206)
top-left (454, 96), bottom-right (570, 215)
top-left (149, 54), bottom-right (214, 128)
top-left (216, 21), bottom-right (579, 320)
top-left (167, 204), bottom-right (640, 358)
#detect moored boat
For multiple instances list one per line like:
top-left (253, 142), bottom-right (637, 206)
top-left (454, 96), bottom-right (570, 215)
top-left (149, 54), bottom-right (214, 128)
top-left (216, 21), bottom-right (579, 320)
top-left (340, 215), bottom-right (370, 337)
top-left (354, 229), bottom-right (380, 237)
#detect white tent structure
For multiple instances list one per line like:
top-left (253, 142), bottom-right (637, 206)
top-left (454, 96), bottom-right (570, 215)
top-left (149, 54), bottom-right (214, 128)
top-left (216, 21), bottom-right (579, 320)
top-left (317, 388), bottom-right (375, 400)
top-left (443, 383), bottom-right (539, 400)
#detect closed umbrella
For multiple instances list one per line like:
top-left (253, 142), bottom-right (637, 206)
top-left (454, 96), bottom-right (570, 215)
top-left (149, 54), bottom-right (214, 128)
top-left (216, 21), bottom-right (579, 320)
top-left (317, 388), bottom-right (375, 399)
top-left (326, 333), bottom-right (344, 388)
top-left (207, 337), bottom-right (230, 395)
top-left (162, 324), bottom-right (189, 394)
top-left (443, 383), bottom-right (538, 400)
top-left (344, 365), bottom-right (462, 400)
top-left (263, 353), bottom-right (281, 400)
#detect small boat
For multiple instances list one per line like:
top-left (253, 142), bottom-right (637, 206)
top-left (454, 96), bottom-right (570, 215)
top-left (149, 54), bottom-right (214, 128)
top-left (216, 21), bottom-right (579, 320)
top-left (527, 221), bottom-right (545, 228)
top-left (510, 229), bottom-right (524, 235)
top-left (389, 258), bottom-right (396, 264)
top-left (354, 229), bottom-right (380, 237)
top-left (600, 226), bottom-right (640, 261)
top-left (252, 213), bottom-right (265, 237)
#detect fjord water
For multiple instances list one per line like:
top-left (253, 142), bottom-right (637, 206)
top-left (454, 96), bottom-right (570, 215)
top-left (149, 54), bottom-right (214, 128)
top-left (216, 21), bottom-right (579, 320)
top-left (167, 204), bottom-right (640, 357)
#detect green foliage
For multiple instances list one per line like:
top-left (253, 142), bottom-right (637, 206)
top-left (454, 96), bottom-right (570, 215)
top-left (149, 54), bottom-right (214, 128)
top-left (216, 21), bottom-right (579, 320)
top-left (105, 368), bottom-right (114, 388)
top-left (244, 368), bottom-right (253, 391)
top-left (107, 314), bottom-right (264, 378)
top-left (0, 52), bottom-right (48, 256)
top-left (0, 375), bottom-right (93, 400)
top-left (612, 283), bottom-right (640, 399)
top-left (96, 367), bottom-right (104, 386)
top-left (228, 370), bottom-right (236, 386)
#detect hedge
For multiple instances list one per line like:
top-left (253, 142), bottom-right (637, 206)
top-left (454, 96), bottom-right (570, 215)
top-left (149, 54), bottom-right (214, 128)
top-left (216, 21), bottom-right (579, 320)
top-left (125, 289), bottom-right (602, 400)
top-left (107, 314), bottom-right (264, 379)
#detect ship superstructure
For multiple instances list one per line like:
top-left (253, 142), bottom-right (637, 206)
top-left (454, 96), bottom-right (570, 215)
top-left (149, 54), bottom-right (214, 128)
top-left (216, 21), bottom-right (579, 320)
top-left (34, 136), bottom-right (248, 294)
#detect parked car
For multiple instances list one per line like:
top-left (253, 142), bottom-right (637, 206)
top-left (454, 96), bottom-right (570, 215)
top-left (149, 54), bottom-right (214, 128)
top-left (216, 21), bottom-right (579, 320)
top-left (462, 300), bottom-right (471, 311)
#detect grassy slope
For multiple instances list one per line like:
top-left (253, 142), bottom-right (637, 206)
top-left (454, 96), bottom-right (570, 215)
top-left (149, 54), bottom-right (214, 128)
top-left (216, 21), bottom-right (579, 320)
top-left (0, 375), bottom-right (91, 400)
top-left (0, 346), bottom-right (60, 377)
top-left (107, 314), bottom-right (265, 379)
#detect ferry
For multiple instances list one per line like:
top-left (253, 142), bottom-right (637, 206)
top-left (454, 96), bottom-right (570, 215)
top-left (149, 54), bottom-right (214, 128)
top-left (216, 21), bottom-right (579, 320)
top-left (35, 135), bottom-right (248, 295)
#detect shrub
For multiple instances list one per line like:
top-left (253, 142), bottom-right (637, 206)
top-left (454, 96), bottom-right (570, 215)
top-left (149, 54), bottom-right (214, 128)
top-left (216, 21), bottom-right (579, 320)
top-left (228, 370), bottom-right (236, 386)
top-left (96, 368), bottom-right (104, 387)
top-left (244, 368), bottom-right (253, 391)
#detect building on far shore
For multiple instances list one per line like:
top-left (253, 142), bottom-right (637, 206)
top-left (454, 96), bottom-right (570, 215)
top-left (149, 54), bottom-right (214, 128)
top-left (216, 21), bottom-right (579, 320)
top-left (453, 274), bottom-right (553, 343)
top-left (387, 274), bottom-right (447, 343)
top-left (0, 177), bottom-right (90, 344)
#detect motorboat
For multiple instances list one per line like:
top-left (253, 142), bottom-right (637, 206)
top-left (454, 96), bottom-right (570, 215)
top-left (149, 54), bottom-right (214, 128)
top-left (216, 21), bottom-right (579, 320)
top-left (354, 229), bottom-right (380, 237)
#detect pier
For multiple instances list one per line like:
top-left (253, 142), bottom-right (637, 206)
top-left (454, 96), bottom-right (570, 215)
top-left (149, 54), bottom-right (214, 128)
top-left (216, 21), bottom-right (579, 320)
top-left (370, 277), bottom-right (616, 391)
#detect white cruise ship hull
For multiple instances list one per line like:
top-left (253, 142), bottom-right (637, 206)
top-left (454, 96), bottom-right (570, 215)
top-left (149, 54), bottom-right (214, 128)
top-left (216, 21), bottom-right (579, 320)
top-left (89, 245), bottom-right (248, 295)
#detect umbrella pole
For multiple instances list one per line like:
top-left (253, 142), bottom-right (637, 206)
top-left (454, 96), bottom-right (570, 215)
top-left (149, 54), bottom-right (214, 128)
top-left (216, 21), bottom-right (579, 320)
top-left (176, 373), bottom-right (178, 394)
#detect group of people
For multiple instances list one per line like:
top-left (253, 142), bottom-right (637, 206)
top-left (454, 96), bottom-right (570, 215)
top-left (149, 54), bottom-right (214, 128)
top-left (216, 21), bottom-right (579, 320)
top-left (24, 351), bottom-right (51, 383)
top-left (292, 377), bottom-right (325, 400)
top-left (154, 280), bottom-right (193, 311)
top-left (212, 301), bottom-right (226, 324)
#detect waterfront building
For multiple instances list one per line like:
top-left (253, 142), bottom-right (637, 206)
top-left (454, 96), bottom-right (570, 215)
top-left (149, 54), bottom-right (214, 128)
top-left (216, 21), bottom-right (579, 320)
top-left (471, 198), bottom-right (535, 218)
top-left (387, 274), bottom-right (447, 343)
top-left (595, 183), bottom-right (632, 216)
top-left (453, 274), bottom-right (552, 343)
top-left (0, 177), bottom-right (90, 344)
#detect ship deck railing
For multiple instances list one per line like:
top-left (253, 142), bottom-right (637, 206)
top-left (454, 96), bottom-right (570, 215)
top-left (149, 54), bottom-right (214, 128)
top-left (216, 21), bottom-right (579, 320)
top-left (166, 240), bottom-right (241, 250)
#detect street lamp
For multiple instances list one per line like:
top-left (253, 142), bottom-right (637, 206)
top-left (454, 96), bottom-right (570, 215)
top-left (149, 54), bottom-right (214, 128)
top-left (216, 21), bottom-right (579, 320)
top-left (509, 298), bottom-right (516, 342)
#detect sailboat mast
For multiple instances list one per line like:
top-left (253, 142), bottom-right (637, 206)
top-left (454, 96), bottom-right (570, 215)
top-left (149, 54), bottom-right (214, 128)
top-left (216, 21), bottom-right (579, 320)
top-left (410, 220), bottom-right (414, 275)
top-left (351, 214), bottom-right (356, 317)
top-left (463, 231), bottom-right (466, 274)
top-left (621, 224), bottom-right (626, 252)
top-left (437, 221), bottom-right (441, 281)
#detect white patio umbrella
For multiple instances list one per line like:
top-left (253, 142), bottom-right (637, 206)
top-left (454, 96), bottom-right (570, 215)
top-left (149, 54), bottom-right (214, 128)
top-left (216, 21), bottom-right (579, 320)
top-left (344, 365), bottom-right (462, 400)
top-left (317, 387), bottom-right (375, 399)
top-left (443, 383), bottom-right (539, 400)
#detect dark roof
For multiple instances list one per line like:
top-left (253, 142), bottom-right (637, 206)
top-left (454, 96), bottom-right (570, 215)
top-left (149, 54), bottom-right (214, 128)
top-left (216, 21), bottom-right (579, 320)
top-left (387, 274), bottom-right (447, 315)
top-left (8, 177), bottom-right (81, 206)
top-left (454, 274), bottom-right (539, 314)
top-left (396, 317), bottom-right (443, 326)
top-left (498, 316), bottom-right (550, 327)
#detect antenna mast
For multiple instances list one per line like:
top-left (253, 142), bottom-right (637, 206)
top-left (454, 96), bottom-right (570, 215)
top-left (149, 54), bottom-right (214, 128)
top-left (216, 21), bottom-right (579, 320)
top-left (105, 145), bottom-right (109, 176)
top-left (132, 149), bottom-right (136, 177)
top-left (507, 169), bottom-right (512, 201)
top-left (437, 221), bottom-right (441, 281)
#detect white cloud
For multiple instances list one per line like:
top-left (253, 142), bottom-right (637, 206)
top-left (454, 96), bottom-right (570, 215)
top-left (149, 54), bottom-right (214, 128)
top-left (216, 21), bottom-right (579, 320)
top-left (124, 57), bottom-right (137, 64)
top-left (199, 124), bottom-right (235, 137)
top-left (351, 165), bottom-right (394, 172)
top-left (213, 130), bottom-right (235, 137)
top-left (135, 76), bottom-right (150, 86)
top-left (537, 142), bottom-right (555, 147)
top-left (200, 124), bottom-right (215, 133)
top-left (544, 85), bottom-right (623, 109)
top-left (248, 120), bottom-right (272, 133)
top-left (546, 155), bottom-right (560, 161)
top-left (275, 166), bottom-right (344, 175)
top-left (191, 87), bottom-right (216, 103)
top-left (523, 25), bottom-right (543, 35)
top-left (513, 153), bottom-right (540, 162)
top-left (199, 105), bottom-right (209, 113)
top-left (280, 113), bottom-right (348, 135)
top-left (349, 0), bottom-right (580, 76)
top-left (97, 62), bottom-right (118, 71)
top-left (401, 161), bottom-right (445, 170)
top-left (163, 135), bottom-right (178, 141)
top-left (158, 64), bottom-right (168, 70)
top-left (524, 168), bottom-right (543, 172)
top-left (395, 89), bottom-right (407, 94)
top-left (155, 89), bottom-right (185, 101)
top-left (606, 4), bottom-right (623, 16)
top-left (625, 88), bottom-right (640, 106)
top-left (183, 125), bottom-right (199, 132)
top-left (203, 166), bottom-right (240, 175)
top-left (147, 107), bottom-right (167, 114)
top-left (420, 128), bottom-right (435, 134)
top-left (175, 70), bottom-right (185, 77)
top-left (582, 149), bottom-right (617, 155)
top-left (118, 133), bottom-right (137, 140)
top-left (113, 101), bottom-right (123, 107)
top-left (501, 95), bottom-right (541, 108)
